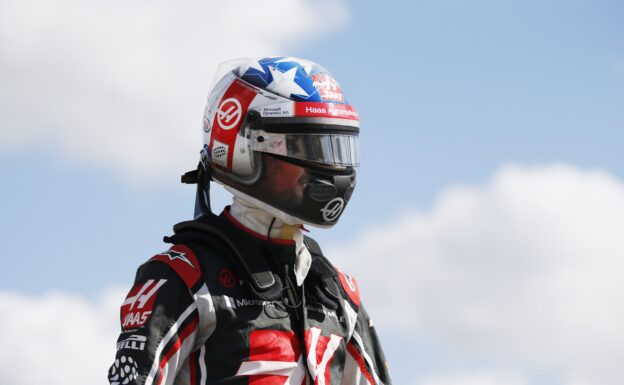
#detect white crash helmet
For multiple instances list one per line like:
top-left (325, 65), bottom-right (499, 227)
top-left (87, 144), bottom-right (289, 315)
top-left (197, 57), bottom-right (359, 227)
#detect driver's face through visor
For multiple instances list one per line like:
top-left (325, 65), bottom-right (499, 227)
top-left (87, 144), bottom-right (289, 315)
top-left (249, 129), bottom-right (359, 168)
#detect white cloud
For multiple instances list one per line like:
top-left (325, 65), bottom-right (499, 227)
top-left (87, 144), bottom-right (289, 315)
top-left (0, 0), bottom-right (349, 182)
top-left (329, 164), bottom-right (624, 385)
top-left (0, 288), bottom-right (126, 385)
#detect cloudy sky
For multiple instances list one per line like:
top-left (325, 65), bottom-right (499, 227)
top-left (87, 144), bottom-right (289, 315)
top-left (1, 0), bottom-right (623, 384)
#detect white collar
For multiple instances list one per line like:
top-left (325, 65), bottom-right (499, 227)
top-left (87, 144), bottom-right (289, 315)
top-left (228, 192), bottom-right (312, 286)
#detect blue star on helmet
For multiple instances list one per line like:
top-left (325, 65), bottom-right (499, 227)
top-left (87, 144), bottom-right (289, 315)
top-left (157, 250), bottom-right (195, 269)
top-left (239, 59), bottom-right (272, 88)
top-left (238, 57), bottom-right (323, 102)
top-left (274, 57), bottom-right (314, 75)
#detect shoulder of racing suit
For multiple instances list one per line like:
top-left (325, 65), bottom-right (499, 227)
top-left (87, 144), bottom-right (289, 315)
top-left (153, 212), bottom-right (362, 312)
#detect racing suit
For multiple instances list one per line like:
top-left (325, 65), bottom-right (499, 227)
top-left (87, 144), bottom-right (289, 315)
top-left (108, 198), bottom-right (391, 385)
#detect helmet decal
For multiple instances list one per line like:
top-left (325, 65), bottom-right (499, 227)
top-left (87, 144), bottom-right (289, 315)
top-left (320, 198), bottom-right (345, 222)
top-left (293, 102), bottom-right (359, 120)
top-left (209, 79), bottom-right (258, 171)
top-left (311, 73), bottom-right (345, 103)
top-left (216, 97), bottom-right (243, 131)
top-left (238, 57), bottom-right (349, 104)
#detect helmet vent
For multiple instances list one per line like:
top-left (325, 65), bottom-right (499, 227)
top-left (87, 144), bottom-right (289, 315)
top-left (308, 180), bottom-right (338, 202)
top-left (214, 146), bottom-right (227, 158)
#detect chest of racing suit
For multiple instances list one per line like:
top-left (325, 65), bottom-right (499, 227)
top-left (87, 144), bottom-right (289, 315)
top-left (108, 210), bottom-right (391, 385)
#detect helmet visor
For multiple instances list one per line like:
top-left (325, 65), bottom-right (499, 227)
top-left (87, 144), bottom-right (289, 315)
top-left (250, 131), bottom-right (359, 167)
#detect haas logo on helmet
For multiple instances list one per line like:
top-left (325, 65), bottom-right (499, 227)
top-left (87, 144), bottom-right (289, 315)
top-left (217, 97), bottom-right (242, 130)
top-left (321, 198), bottom-right (344, 222)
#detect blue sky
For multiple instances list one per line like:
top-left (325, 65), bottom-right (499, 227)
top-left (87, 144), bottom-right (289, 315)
top-left (1, 1), bottom-right (623, 384)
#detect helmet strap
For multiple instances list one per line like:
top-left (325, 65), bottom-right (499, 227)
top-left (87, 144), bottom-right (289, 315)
top-left (181, 145), bottom-right (214, 218)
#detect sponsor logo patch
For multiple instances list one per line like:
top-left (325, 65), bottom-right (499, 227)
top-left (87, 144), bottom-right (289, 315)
top-left (261, 103), bottom-right (294, 117)
top-left (156, 250), bottom-right (195, 269)
top-left (120, 279), bottom-right (167, 330)
top-left (294, 102), bottom-right (359, 121)
top-left (217, 97), bottom-right (242, 130)
top-left (117, 335), bottom-right (147, 351)
top-left (313, 73), bottom-right (345, 103)
top-left (218, 268), bottom-right (238, 288)
top-left (203, 116), bottom-right (211, 133)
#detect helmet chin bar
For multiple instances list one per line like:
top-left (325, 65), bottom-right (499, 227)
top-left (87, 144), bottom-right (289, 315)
top-left (295, 166), bottom-right (356, 226)
top-left (224, 154), bottom-right (356, 227)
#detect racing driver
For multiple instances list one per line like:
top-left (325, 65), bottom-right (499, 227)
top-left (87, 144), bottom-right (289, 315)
top-left (108, 57), bottom-right (392, 385)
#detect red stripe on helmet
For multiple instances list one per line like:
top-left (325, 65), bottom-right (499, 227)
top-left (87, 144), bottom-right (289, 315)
top-left (210, 79), bottom-right (258, 170)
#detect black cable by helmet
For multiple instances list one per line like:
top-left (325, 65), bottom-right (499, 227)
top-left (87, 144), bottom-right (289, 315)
top-left (266, 217), bottom-right (303, 315)
top-left (266, 215), bottom-right (313, 382)
top-left (181, 145), bottom-right (213, 218)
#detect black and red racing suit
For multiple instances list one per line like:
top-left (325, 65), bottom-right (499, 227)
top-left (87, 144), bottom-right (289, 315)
top-left (108, 209), bottom-right (391, 385)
